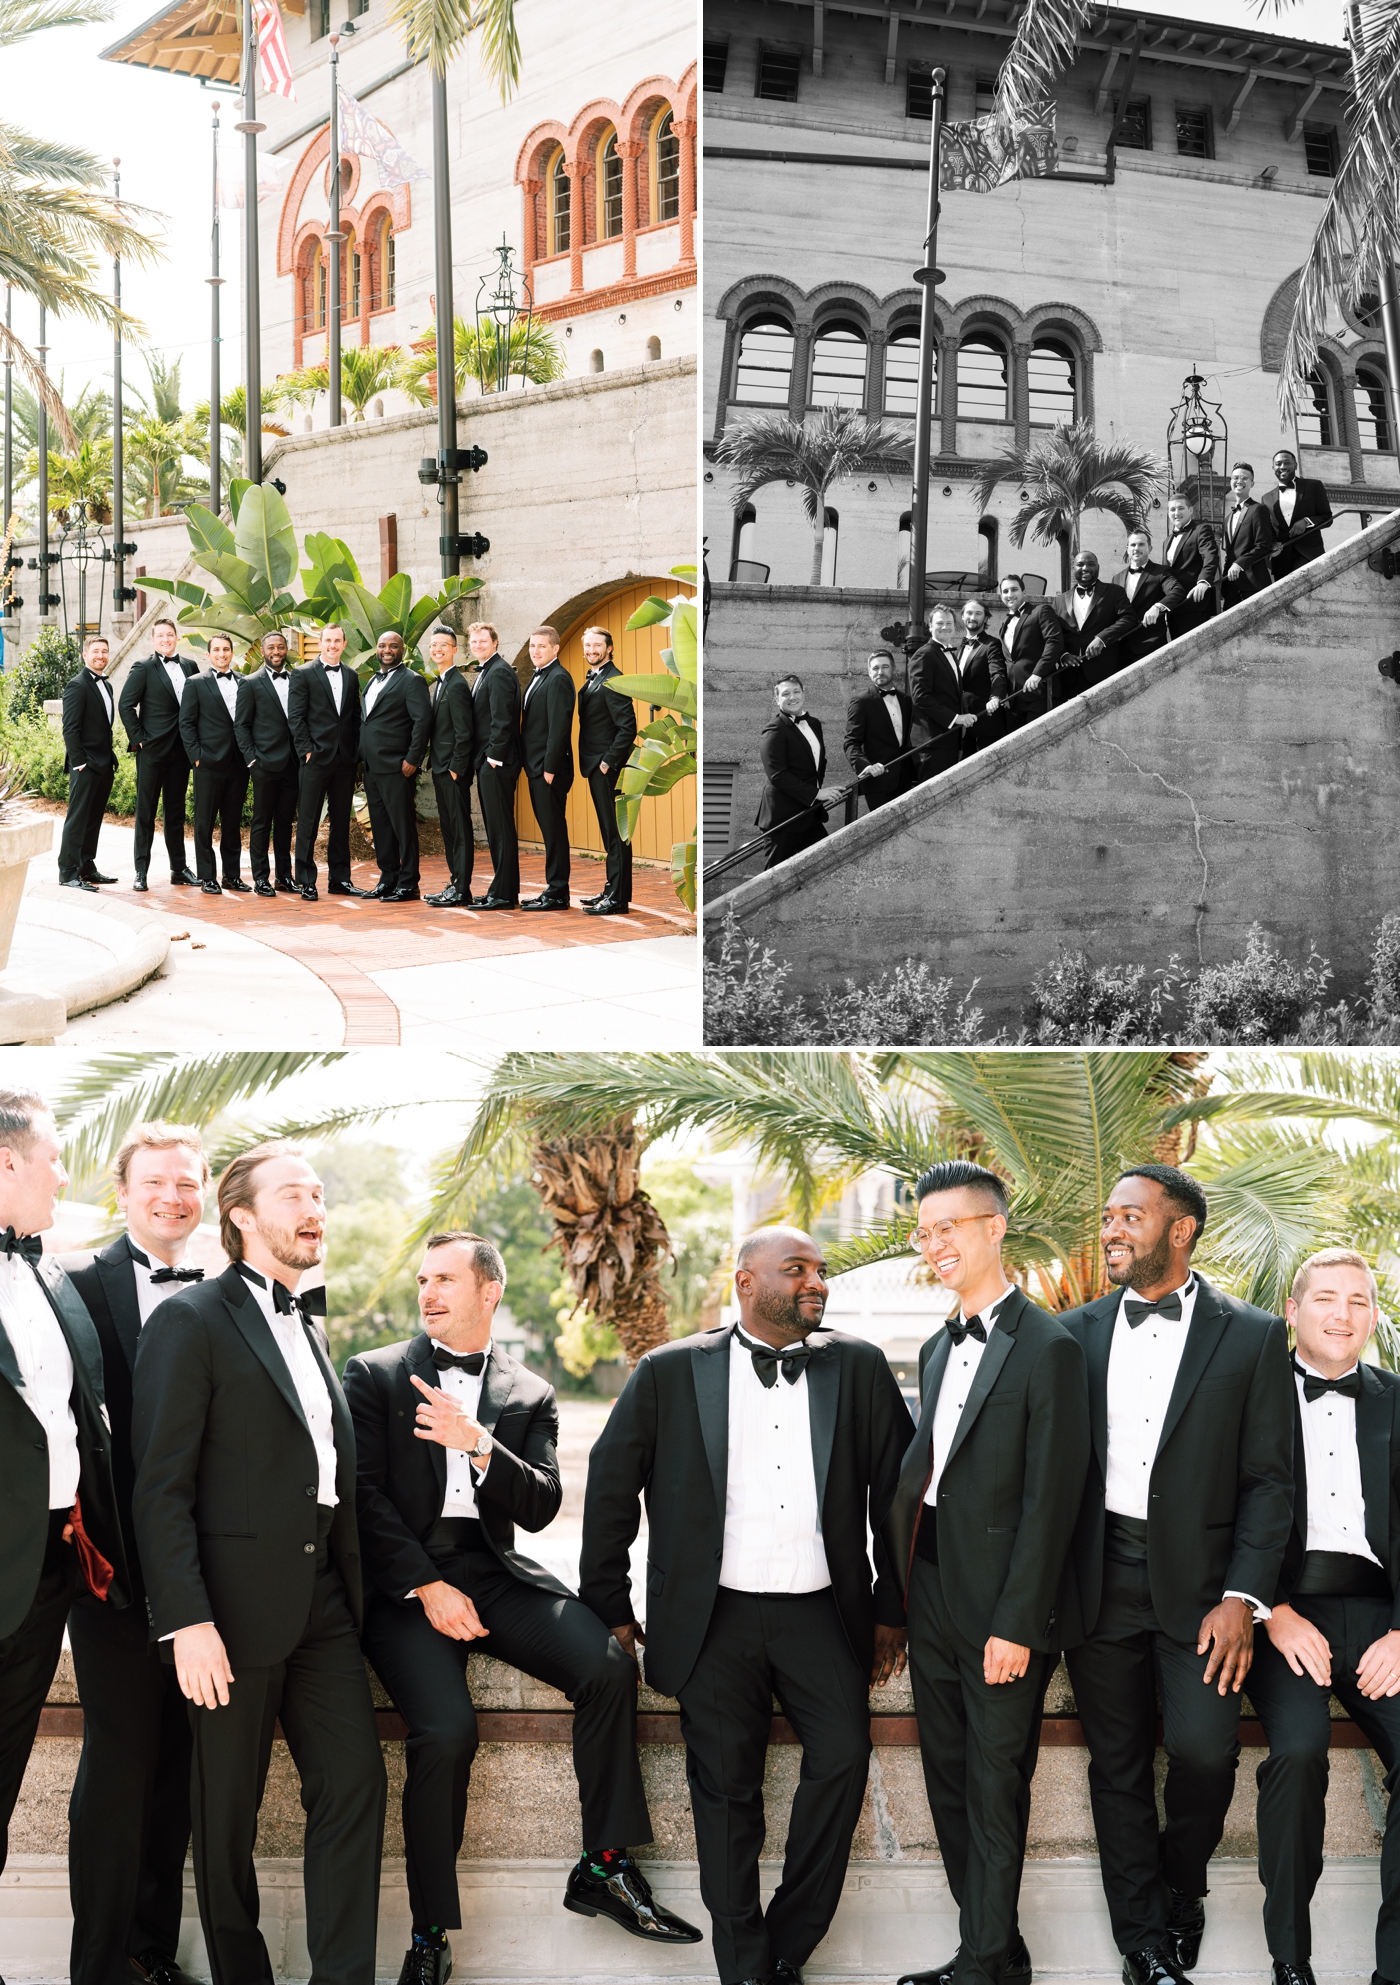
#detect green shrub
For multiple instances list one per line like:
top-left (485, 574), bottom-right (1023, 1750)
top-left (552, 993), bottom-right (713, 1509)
top-left (1370, 914), bottom-right (1400, 1024)
top-left (1181, 925), bottom-right (1332, 1043)
top-left (8, 627), bottom-right (81, 721)
top-left (814, 965), bottom-right (988, 1045)
top-left (703, 913), bottom-right (813, 1045)
top-left (1026, 948), bottom-right (1182, 1044)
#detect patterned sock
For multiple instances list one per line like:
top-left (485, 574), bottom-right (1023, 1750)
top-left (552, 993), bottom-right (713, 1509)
top-left (411, 1927), bottom-right (447, 1948)
top-left (582, 1847), bottom-right (627, 1879)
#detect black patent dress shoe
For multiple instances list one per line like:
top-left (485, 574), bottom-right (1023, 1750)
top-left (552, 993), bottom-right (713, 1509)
top-left (1371, 1972), bottom-right (1398, 1985)
top-left (521, 892), bottom-right (570, 911)
top-left (300, 885), bottom-right (319, 902)
top-left (899, 1933), bottom-right (1031, 1985)
top-left (222, 877), bottom-right (251, 893)
top-left (1122, 1949), bottom-right (1189, 1985)
top-left (386, 884), bottom-right (421, 902)
top-left (84, 870), bottom-right (118, 885)
top-left (394, 1941), bottom-right (451, 1985)
top-left (276, 874), bottom-right (297, 891)
top-left (170, 867), bottom-right (200, 885)
top-left (328, 880), bottom-right (374, 897)
top-left (200, 879), bottom-right (222, 895)
top-left (772, 1964), bottom-right (803, 1985)
top-left (581, 891), bottom-right (606, 906)
top-left (132, 876), bottom-right (149, 892)
top-left (60, 876), bottom-right (97, 891)
top-left (254, 881), bottom-right (277, 898)
top-left (563, 1856), bottom-right (703, 1943)
top-left (471, 895), bottom-right (518, 911)
top-left (130, 1950), bottom-right (204, 1985)
top-left (425, 887), bottom-right (462, 907)
top-left (1273, 1964), bottom-right (1317, 1985)
top-left (584, 899), bottom-right (630, 916)
top-left (1166, 1890), bottom-right (1205, 1972)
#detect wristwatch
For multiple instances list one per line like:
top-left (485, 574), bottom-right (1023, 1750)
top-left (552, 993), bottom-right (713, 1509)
top-left (468, 1432), bottom-right (494, 1461)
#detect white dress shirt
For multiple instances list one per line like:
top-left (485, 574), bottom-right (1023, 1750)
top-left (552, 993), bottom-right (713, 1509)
top-left (719, 1326), bottom-right (830, 1593)
top-left (1226, 506), bottom-right (1243, 543)
top-left (212, 670), bottom-right (238, 716)
top-left (365, 669), bottom-right (395, 716)
top-left (794, 717), bottom-right (821, 769)
top-left (162, 659), bottom-right (188, 702)
top-left (882, 692), bottom-right (905, 742)
top-left (437, 1344), bottom-right (492, 1517)
top-left (1125, 569), bottom-right (1145, 599)
top-left (0, 1250), bottom-right (79, 1508)
top-left (90, 670), bottom-right (114, 720)
top-left (1165, 532), bottom-right (1184, 564)
top-left (523, 669), bottom-right (546, 706)
top-left (324, 665), bottom-right (344, 712)
top-left (1294, 1357), bottom-right (1382, 1563)
top-left (1002, 612), bottom-right (1022, 652)
top-left (1073, 588), bottom-right (1094, 627)
top-left (127, 1241), bottom-right (201, 1329)
top-left (239, 1269), bottom-right (338, 1505)
top-left (923, 1288), bottom-right (1015, 1506)
top-left (269, 671), bottom-right (291, 717)
top-left (1278, 486), bottom-right (1297, 524)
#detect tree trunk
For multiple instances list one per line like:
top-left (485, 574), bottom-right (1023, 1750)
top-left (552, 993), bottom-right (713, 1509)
top-left (810, 517), bottom-right (825, 586)
top-left (531, 1116), bottom-right (674, 1365)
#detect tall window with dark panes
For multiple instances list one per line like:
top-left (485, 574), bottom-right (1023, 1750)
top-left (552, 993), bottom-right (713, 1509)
top-left (655, 110), bottom-right (680, 221)
top-left (974, 74), bottom-right (997, 117)
top-left (1175, 107), bottom-right (1212, 158)
top-left (1113, 95), bottom-right (1152, 149)
top-left (1303, 124), bottom-right (1338, 175)
top-left (756, 47), bottom-right (800, 102)
top-left (600, 133), bottom-right (623, 238)
top-left (906, 62), bottom-right (933, 119)
top-left (703, 39), bottom-right (728, 92)
top-left (1296, 368), bottom-right (1333, 448)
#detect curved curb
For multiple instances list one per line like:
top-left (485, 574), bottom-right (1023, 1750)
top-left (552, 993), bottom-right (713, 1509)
top-left (17, 885), bottom-right (172, 1017)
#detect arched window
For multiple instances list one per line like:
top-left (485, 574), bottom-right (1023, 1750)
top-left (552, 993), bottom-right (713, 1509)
top-left (731, 502), bottom-right (757, 578)
top-left (883, 329), bottom-right (924, 415)
top-left (977, 516), bottom-right (999, 587)
top-left (653, 109), bottom-right (680, 222)
top-left (646, 335), bottom-right (662, 361)
top-left (349, 233), bottom-right (361, 315)
top-left (734, 315), bottom-right (794, 403)
top-left (598, 130), bottom-right (623, 240)
top-left (1355, 364), bottom-right (1392, 453)
top-left (957, 335), bottom-right (1009, 420)
top-left (548, 149), bottom-right (570, 256)
top-left (369, 216), bottom-right (395, 310)
top-left (590, 348), bottom-right (605, 372)
top-left (810, 321), bottom-right (867, 408)
top-left (821, 507), bottom-right (839, 586)
top-left (306, 242), bottom-right (326, 331)
top-left (1028, 339), bottom-right (1076, 425)
top-left (1297, 366), bottom-right (1333, 448)
top-left (896, 509), bottom-right (912, 588)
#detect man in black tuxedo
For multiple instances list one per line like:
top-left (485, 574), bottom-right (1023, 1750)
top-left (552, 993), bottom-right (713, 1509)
top-left (289, 622), bottom-right (371, 902)
top-left (178, 634), bottom-right (250, 897)
top-left (885, 1162), bottom-right (1090, 1985)
top-left (467, 621), bottom-right (522, 911)
top-left (993, 575), bottom-right (1064, 726)
top-left (844, 650), bottom-right (915, 811)
top-left (1220, 464), bottom-right (1276, 608)
top-left (1111, 531), bottom-right (1183, 663)
top-left (953, 599), bottom-right (1008, 757)
top-left (61, 1122), bottom-right (212, 1985)
top-left (360, 631), bottom-right (433, 904)
top-left (59, 635), bottom-right (121, 891)
top-left (1248, 1247), bottom-right (1400, 1985)
top-left (576, 625), bottom-right (637, 917)
top-left (520, 625), bottom-right (576, 912)
top-left (757, 676), bottom-right (827, 869)
top-left (117, 618), bottom-right (199, 891)
top-left (343, 1232), bottom-right (700, 1985)
top-left (1161, 491), bottom-right (1220, 637)
top-left (424, 627), bottom-right (477, 910)
top-left (1049, 550), bottom-right (1137, 697)
top-left (233, 630), bottom-right (300, 897)
top-left (909, 606), bottom-right (969, 778)
top-left (1060, 1166), bottom-right (1294, 1985)
top-left (0, 1087), bottom-right (128, 1893)
top-left (581, 1225), bottom-right (911, 1985)
top-left (131, 1140), bottom-right (386, 1985)
top-left (1261, 451), bottom-right (1334, 579)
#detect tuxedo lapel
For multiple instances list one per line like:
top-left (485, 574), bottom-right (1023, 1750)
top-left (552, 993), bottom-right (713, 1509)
top-left (1356, 1364), bottom-right (1392, 1569)
top-left (941, 1296), bottom-right (1021, 1476)
top-left (224, 1268), bottom-right (310, 1436)
top-left (38, 1258), bottom-right (106, 1410)
top-left (97, 1235), bottom-right (143, 1372)
top-left (692, 1329), bottom-right (730, 1524)
top-left (476, 1343), bottom-right (517, 1435)
top-left (405, 1332), bottom-right (447, 1505)
top-left (805, 1334), bottom-right (840, 1518)
top-left (0, 1313), bottom-right (24, 1398)
top-left (1083, 1293), bottom-right (1116, 1479)
top-left (1290, 1387), bottom-right (1308, 1554)
top-left (1155, 1278), bottom-right (1230, 1458)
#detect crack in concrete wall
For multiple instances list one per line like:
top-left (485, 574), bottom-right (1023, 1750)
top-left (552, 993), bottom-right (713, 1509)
top-left (1086, 723), bottom-right (1213, 964)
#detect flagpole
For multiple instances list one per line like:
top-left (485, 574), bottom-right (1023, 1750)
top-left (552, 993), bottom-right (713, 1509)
top-left (907, 66), bottom-right (946, 640)
top-left (327, 33), bottom-right (343, 428)
top-left (432, 68), bottom-right (459, 580)
top-left (236, 0), bottom-right (266, 484)
top-left (209, 101), bottom-right (224, 514)
top-left (112, 156), bottom-right (130, 636)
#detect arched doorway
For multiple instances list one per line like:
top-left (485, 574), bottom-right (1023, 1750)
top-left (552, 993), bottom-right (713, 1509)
top-left (514, 577), bottom-right (697, 866)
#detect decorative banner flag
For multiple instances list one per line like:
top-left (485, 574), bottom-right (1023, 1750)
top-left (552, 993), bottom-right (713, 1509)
top-left (939, 102), bottom-right (1057, 192)
top-left (337, 83), bottom-right (429, 190)
top-left (217, 142), bottom-right (289, 208)
top-left (253, 0), bottom-right (297, 102)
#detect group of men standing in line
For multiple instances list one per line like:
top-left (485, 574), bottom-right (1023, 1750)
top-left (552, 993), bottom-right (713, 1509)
top-left (57, 616), bottom-right (639, 917)
top-left (756, 449), bottom-right (1334, 866)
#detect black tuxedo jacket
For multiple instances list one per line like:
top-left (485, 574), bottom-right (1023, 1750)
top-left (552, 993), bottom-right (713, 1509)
top-left (883, 1289), bottom-right (1090, 1651)
top-left (1221, 498), bottom-right (1276, 581)
top-left (845, 685), bottom-right (915, 798)
top-left (908, 642), bottom-right (964, 736)
top-left (63, 668), bottom-right (116, 775)
top-left (1050, 582), bottom-right (1136, 669)
top-left (118, 655), bottom-right (200, 752)
top-left (426, 667), bottom-right (477, 780)
top-left (341, 1333), bottom-right (570, 1605)
top-left (1261, 480), bottom-right (1333, 567)
top-left (577, 663), bottom-right (637, 778)
top-left (178, 671), bottom-right (243, 772)
top-left (520, 662), bottom-right (577, 787)
top-left (360, 667), bottom-right (433, 778)
top-left (471, 654), bottom-right (523, 772)
top-left (130, 1264), bottom-right (363, 1666)
top-left (1276, 1362), bottom-right (1400, 1627)
top-left (233, 668), bottom-right (297, 775)
top-left (954, 635), bottom-right (1009, 710)
top-left (756, 712), bottom-right (825, 830)
top-left (1059, 1275), bottom-right (1293, 1645)
top-left (288, 661), bottom-right (362, 769)
top-left (0, 1254), bottom-right (130, 1639)
top-left (998, 603), bottom-right (1066, 696)
top-left (1163, 521), bottom-right (1221, 596)
top-left (1110, 563), bottom-right (1185, 659)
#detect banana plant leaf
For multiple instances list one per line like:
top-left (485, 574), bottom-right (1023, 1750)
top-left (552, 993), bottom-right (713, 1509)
top-left (195, 550), bottom-right (273, 612)
top-left (228, 477), bottom-right (251, 521)
top-left (235, 484), bottom-right (299, 590)
top-left (332, 579), bottom-right (396, 653)
top-left (670, 600), bottom-right (697, 672)
top-left (625, 596), bottom-right (673, 629)
top-left (609, 670), bottom-right (696, 719)
top-left (142, 575), bottom-right (215, 610)
top-left (184, 504), bottom-right (237, 560)
top-left (669, 563), bottom-right (696, 581)
top-left (614, 719), bottom-right (695, 839)
top-left (671, 835), bottom-right (696, 912)
top-left (301, 532), bottom-right (362, 619)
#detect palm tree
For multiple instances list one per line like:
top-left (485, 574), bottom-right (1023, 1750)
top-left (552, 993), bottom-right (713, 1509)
top-left (274, 346), bottom-right (407, 422)
top-left (124, 357), bottom-right (210, 515)
top-left (387, 0), bottom-right (517, 81)
top-left (713, 407), bottom-right (912, 586)
top-left (30, 434), bottom-right (114, 522)
top-left (972, 420), bottom-right (1163, 581)
top-left (195, 386), bottom-right (291, 443)
top-left (396, 316), bottom-right (567, 404)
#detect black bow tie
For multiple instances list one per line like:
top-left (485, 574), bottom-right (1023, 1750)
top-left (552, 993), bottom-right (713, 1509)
top-left (323, 664), bottom-right (342, 673)
top-left (1294, 1356), bottom-right (1363, 1404)
top-left (433, 1347), bottom-right (486, 1375)
top-left (946, 1312), bottom-right (986, 1346)
top-left (149, 1264), bottom-right (205, 1284)
top-left (746, 1339), bottom-right (812, 1388)
top-left (268, 669), bottom-right (287, 678)
top-left (237, 1262), bottom-right (326, 1319)
top-left (1076, 585), bottom-right (1095, 597)
top-left (2, 1228), bottom-right (42, 1265)
top-left (1124, 1288), bottom-right (1186, 1326)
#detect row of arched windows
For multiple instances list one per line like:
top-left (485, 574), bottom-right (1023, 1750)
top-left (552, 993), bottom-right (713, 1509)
top-left (297, 210), bottom-right (395, 338)
top-left (541, 107), bottom-right (681, 258)
top-left (1297, 360), bottom-right (1393, 453)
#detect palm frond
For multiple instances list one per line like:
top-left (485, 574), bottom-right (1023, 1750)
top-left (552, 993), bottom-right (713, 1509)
top-left (0, 0), bottom-right (111, 47)
top-left (386, 0), bottom-right (519, 84)
top-left (992, 0), bottom-right (1097, 133)
top-left (0, 319), bottom-right (76, 449)
top-left (1193, 1129), bottom-right (1350, 1313)
top-left (713, 408), bottom-right (912, 521)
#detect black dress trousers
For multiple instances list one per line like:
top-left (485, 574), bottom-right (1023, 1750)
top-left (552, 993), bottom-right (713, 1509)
top-left (248, 764), bottom-right (299, 884)
top-left (363, 767), bottom-right (420, 893)
top-left (362, 1547), bottom-right (649, 1929)
top-left (527, 773), bottom-right (571, 897)
top-left (431, 772), bottom-right (474, 899)
top-left (192, 762), bottom-right (248, 883)
top-left (585, 767), bottom-right (631, 906)
top-left (476, 763), bottom-right (520, 903)
top-left (295, 759), bottom-right (357, 889)
top-left (761, 815), bottom-right (825, 872)
top-left (0, 1515), bottom-right (78, 1871)
top-left (675, 1587), bottom-right (872, 1985)
top-left (59, 765), bottom-right (115, 881)
top-left (1065, 1554), bottom-right (1244, 1954)
top-left (907, 1555), bottom-right (1049, 1985)
top-left (133, 744), bottom-right (191, 880)
top-left (68, 1591), bottom-right (193, 1985)
top-left (1251, 1593), bottom-right (1400, 1973)
top-left (185, 1523), bottom-right (385, 1985)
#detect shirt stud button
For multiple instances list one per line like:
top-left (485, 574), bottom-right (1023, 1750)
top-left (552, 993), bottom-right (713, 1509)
top-left (304, 1542), bottom-right (316, 1553)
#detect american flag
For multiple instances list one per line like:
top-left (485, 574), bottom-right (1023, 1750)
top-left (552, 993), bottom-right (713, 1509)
top-left (253, 0), bottom-right (297, 102)
top-left (338, 83), bottom-right (429, 189)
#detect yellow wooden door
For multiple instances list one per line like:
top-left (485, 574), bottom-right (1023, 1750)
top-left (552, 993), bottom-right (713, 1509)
top-left (515, 579), bottom-right (696, 864)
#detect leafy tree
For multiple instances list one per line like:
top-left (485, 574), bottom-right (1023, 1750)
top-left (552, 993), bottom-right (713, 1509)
top-left (277, 346), bottom-right (409, 422)
top-left (7, 623), bottom-right (80, 718)
top-left (310, 1137), bottom-right (411, 1208)
top-left (712, 407), bottom-right (911, 586)
top-left (27, 435), bottom-right (114, 523)
top-left (194, 386), bottom-right (291, 443)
